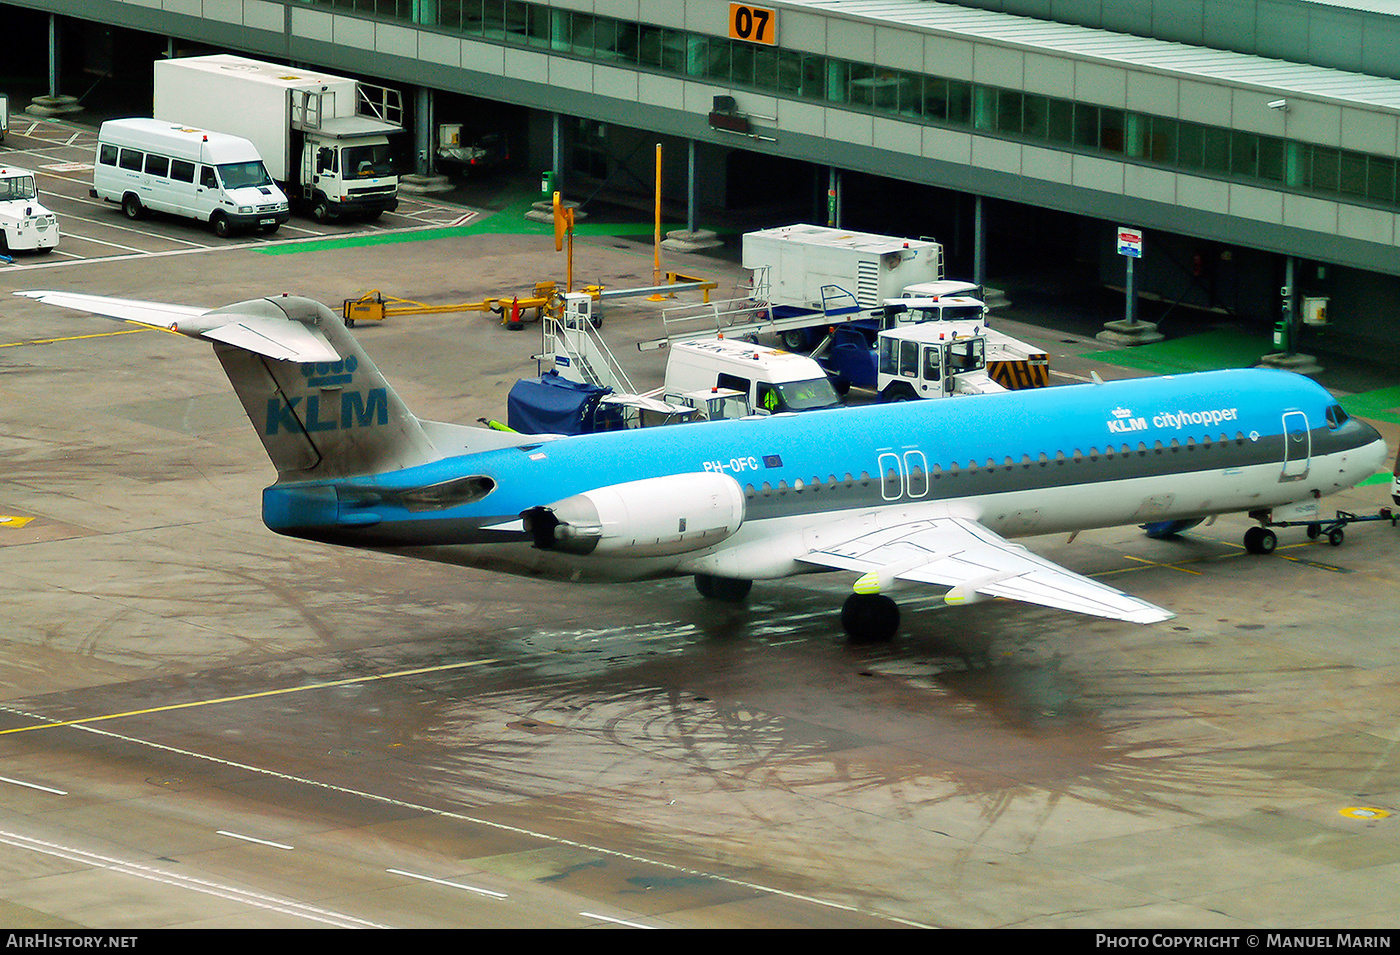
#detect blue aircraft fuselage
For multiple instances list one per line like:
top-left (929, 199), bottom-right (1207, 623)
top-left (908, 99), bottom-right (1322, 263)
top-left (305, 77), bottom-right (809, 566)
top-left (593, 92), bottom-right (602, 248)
top-left (262, 368), bottom-right (1386, 582)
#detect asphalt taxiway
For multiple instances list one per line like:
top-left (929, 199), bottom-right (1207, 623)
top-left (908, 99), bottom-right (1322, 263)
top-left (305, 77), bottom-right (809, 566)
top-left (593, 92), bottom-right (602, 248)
top-left (2, 180), bottom-right (1400, 928)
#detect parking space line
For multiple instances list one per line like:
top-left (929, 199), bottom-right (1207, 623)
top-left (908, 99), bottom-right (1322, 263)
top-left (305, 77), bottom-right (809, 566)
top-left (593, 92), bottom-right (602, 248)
top-left (50, 209), bottom-right (214, 248)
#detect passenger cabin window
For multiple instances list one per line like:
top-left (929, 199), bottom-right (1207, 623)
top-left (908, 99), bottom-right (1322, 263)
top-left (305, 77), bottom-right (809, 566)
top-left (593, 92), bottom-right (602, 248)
top-left (98, 144), bottom-right (118, 166)
top-left (145, 155), bottom-right (169, 178)
top-left (170, 159), bottom-right (195, 183)
top-left (118, 148), bottom-right (143, 172)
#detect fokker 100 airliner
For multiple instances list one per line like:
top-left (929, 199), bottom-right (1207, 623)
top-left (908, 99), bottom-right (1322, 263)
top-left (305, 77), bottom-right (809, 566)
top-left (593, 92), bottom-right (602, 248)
top-left (21, 290), bottom-right (1390, 642)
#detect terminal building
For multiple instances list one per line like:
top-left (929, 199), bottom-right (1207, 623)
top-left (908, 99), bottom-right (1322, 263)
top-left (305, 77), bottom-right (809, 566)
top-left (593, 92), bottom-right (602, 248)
top-left (10, 0), bottom-right (1400, 362)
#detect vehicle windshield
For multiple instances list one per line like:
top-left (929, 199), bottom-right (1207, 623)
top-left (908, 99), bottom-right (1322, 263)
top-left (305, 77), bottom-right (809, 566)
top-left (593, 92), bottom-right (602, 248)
top-left (342, 143), bottom-right (396, 178)
top-left (216, 161), bottom-right (274, 189)
top-left (948, 338), bottom-right (985, 373)
top-left (0, 176), bottom-right (38, 201)
top-left (710, 395), bottom-right (750, 419)
top-left (773, 377), bottom-right (842, 411)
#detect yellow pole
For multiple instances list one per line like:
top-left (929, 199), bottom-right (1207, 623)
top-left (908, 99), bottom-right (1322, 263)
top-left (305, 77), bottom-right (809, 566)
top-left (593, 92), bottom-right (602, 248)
top-left (649, 143), bottom-right (665, 301)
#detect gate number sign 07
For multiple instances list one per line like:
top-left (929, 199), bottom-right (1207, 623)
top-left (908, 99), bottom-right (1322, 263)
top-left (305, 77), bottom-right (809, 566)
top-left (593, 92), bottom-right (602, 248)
top-left (729, 4), bottom-right (777, 45)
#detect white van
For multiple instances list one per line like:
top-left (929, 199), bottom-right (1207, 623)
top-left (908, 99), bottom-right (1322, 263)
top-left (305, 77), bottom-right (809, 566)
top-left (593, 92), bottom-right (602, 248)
top-left (663, 339), bottom-right (842, 415)
top-left (0, 166), bottom-right (59, 254)
top-left (92, 119), bottom-right (290, 237)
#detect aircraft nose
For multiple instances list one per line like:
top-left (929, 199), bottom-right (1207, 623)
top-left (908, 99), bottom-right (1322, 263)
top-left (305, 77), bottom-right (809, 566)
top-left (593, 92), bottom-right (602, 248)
top-left (1360, 422), bottom-right (1389, 472)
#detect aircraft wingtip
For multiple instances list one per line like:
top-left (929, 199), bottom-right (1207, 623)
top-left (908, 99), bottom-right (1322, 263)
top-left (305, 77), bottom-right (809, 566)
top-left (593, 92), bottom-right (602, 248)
top-left (1130, 607), bottom-right (1176, 624)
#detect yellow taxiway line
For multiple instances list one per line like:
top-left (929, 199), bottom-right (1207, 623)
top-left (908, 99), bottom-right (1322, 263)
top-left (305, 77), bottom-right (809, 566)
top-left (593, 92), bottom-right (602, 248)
top-left (0, 657), bottom-right (500, 736)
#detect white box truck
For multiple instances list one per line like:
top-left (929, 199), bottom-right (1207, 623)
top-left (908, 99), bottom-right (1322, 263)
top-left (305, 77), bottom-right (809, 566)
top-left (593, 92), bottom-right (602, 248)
top-left (743, 224), bottom-right (945, 312)
top-left (153, 54), bottom-right (403, 222)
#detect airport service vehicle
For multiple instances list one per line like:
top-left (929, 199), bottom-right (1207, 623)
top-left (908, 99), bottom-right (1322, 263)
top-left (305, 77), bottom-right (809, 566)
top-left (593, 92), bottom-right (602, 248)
top-left (436, 124), bottom-right (508, 174)
top-left (19, 289), bottom-right (1391, 643)
top-left (742, 224), bottom-right (945, 349)
top-left (662, 338), bottom-right (842, 415)
top-left (93, 119), bottom-right (290, 236)
top-left (154, 54), bottom-right (403, 222)
top-left (874, 324), bottom-right (1002, 402)
top-left (0, 166), bottom-right (59, 253)
top-left (880, 298), bottom-right (1050, 389)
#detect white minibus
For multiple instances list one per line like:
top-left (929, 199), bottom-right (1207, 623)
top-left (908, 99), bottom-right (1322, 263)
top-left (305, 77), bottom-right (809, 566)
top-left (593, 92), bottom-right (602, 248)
top-left (92, 119), bottom-right (290, 237)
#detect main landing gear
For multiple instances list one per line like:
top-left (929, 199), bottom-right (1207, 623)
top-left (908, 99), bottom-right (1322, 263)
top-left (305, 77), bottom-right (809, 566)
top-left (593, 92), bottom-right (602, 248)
top-left (693, 575), bottom-right (902, 643)
top-left (840, 593), bottom-right (900, 643)
top-left (693, 573), bottom-right (752, 602)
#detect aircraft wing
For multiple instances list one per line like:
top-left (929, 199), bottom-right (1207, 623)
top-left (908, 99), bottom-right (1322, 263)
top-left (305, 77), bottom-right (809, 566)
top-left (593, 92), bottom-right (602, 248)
top-left (17, 290), bottom-right (339, 363)
top-left (798, 516), bottom-right (1174, 624)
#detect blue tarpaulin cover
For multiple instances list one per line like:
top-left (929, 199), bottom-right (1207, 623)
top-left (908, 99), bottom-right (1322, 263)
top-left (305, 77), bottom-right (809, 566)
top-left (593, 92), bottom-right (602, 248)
top-left (507, 372), bottom-right (612, 435)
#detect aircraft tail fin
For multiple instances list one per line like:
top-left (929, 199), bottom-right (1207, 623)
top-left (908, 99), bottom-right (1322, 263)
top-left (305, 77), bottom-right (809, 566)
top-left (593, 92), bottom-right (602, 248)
top-left (209, 296), bottom-right (442, 480)
top-left (20, 291), bottom-right (442, 480)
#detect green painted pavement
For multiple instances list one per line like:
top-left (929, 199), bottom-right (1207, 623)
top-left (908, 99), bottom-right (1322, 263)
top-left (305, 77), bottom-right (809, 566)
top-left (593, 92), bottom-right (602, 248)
top-left (1081, 329), bottom-right (1273, 375)
top-left (256, 195), bottom-right (701, 256)
top-left (1337, 386), bottom-right (1400, 426)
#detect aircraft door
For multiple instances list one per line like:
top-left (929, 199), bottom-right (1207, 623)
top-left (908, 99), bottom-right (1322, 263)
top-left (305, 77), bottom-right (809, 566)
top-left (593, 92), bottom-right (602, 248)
top-left (878, 452), bottom-right (903, 501)
top-left (1281, 410), bottom-right (1311, 480)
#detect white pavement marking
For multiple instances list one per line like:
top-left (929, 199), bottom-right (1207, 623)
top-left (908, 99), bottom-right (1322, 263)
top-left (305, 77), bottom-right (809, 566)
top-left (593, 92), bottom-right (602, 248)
top-left (387, 868), bottom-right (509, 900)
top-left (0, 829), bottom-right (388, 928)
top-left (0, 774), bottom-right (67, 795)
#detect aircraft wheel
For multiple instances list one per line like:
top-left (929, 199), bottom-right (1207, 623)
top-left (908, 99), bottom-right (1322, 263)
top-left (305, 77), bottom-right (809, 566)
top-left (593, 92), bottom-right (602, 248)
top-left (1327, 527), bottom-right (1345, 547)
top-left (1244, 526), bottom-right (1278, 555)
top-left (840, 593), bottom-right (900, 643)
top-left (694, 574), bottom-right (752, 602)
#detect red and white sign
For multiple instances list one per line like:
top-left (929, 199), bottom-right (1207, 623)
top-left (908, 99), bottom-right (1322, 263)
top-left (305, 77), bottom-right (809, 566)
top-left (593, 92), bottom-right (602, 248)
top-left (1117, 227), bottom-right (1143, 258)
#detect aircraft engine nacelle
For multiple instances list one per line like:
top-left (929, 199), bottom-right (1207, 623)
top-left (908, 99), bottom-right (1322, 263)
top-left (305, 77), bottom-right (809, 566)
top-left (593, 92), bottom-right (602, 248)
top-left (521, 472), bottom-right (745, 557)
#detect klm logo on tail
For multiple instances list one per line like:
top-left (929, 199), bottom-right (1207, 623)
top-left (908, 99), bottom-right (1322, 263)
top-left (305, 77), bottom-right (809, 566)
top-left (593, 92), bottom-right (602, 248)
top-left (265, 356), bottom-right (389, 435)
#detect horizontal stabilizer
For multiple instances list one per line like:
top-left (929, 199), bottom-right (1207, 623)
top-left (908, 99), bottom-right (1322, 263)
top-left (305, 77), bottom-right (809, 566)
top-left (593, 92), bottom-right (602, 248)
top-left (197, 316), bottom-right (339, 363)
top-left (17, 290), bottom-right (339, 363)
top-left (16, 289), bottom-right (207, 326)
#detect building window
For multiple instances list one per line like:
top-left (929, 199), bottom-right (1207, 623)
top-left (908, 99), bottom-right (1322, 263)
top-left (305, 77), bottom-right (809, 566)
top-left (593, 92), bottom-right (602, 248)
top-left (328, 0), bottom-right (1400, 213)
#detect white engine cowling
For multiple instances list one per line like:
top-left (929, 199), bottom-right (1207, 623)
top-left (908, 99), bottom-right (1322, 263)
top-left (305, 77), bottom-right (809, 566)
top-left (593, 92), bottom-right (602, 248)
top-left (521, 472), bottom-right (745, 557)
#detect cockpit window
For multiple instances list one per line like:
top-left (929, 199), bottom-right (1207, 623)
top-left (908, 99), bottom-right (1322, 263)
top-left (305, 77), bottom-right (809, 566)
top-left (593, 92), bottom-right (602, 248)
top-left (1325, 404), bottom-right (1349, 429)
